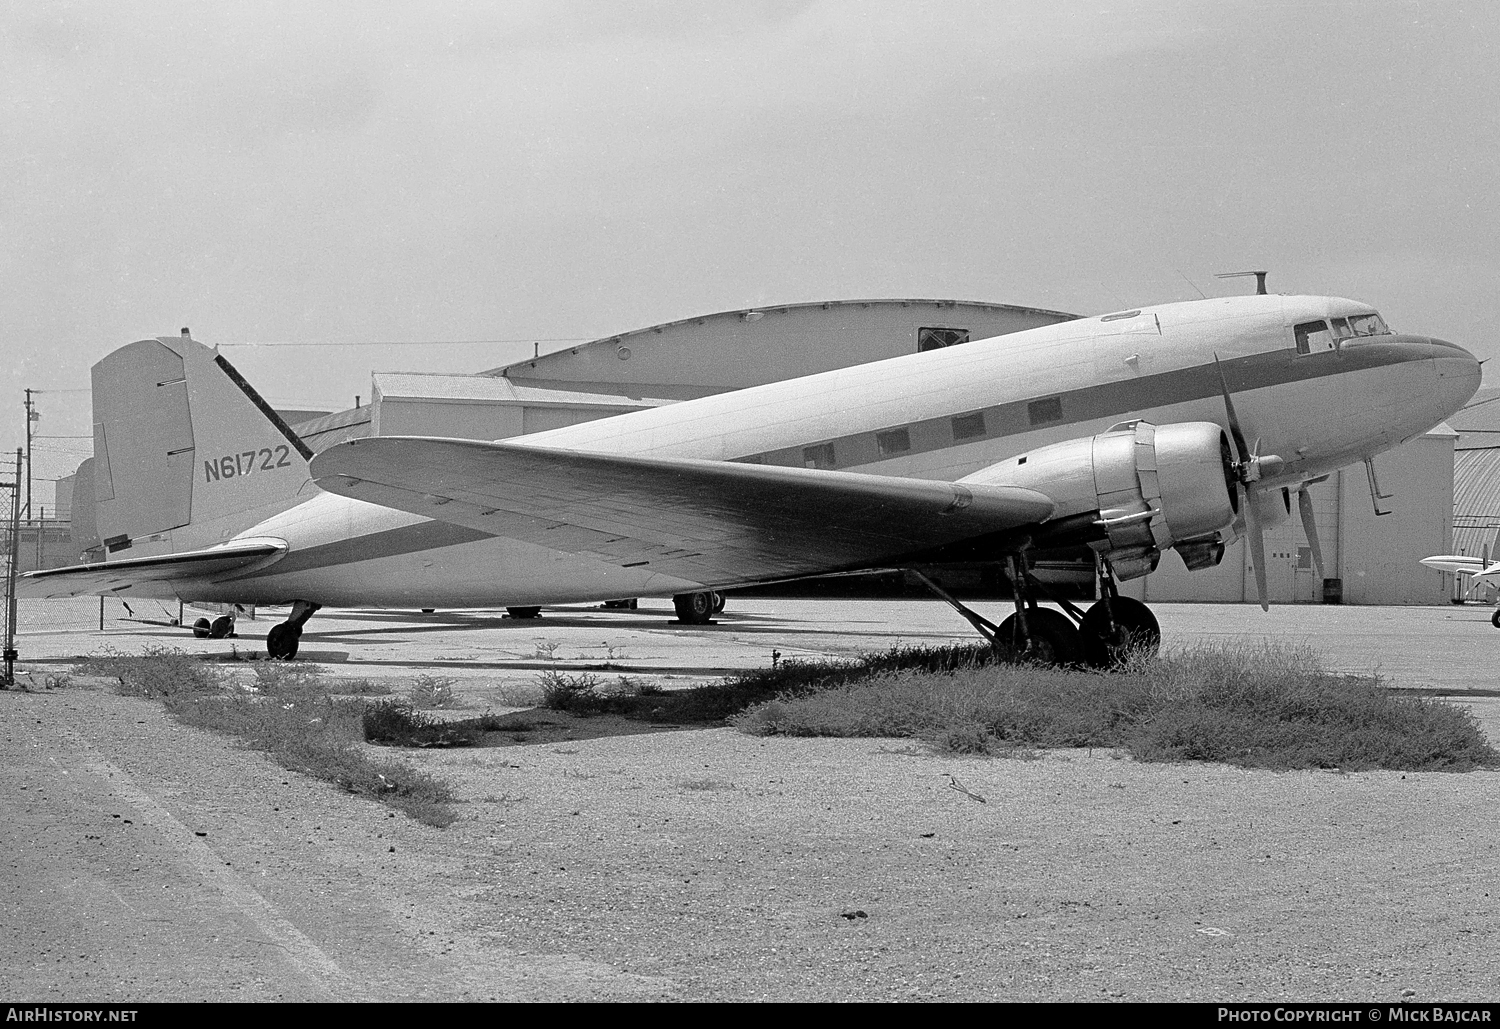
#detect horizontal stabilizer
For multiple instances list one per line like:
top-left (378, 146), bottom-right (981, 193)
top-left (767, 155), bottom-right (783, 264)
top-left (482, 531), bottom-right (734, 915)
top-left (18, 537), bottom-right (287, 600)
top-left (310, 438), bottom-right (1056, 587)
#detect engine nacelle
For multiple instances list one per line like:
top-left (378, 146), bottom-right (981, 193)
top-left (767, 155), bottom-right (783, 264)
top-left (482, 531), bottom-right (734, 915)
top-left (962, 421), bottom-right (1238, 579)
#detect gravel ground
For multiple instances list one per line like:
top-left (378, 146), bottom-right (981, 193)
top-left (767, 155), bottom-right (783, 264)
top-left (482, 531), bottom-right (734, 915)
top-left (4, 600), bottom-right (1499, 1002)
top-left (4, 678), bottom-right (1498, 1002)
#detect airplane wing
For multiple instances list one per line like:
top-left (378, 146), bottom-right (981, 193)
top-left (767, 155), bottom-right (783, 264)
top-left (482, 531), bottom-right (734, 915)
top-left (18, 537), bottom-right (288, 600)
top-left (310, 437), bottom-right (1057, 587)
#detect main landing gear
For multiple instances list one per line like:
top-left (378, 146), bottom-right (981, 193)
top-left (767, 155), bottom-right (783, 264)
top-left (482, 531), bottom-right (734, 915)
top-left (266, 600), bottom-right (322, 660)
top-left (191, 613), bottom-right (238, 639)
top-left (912, 556), bottom-right (1159, 669)
top-left (672, 591), bottom-right (725, 625)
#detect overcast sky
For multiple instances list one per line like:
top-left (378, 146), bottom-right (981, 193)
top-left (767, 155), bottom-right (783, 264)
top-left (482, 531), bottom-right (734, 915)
top-left (4, 0), bottom-right (1498, 506)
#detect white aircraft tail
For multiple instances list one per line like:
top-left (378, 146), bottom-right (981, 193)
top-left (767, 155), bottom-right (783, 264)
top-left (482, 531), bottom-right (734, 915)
top-left (90, 331), bottom-right (316, 557)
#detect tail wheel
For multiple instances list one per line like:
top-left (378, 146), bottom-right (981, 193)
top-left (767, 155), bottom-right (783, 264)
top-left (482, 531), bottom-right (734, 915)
top-left (192, 617), bottom-right (212, 639)
top-left (266, 623), bottom-right (302, 660)
top-left (1491, 609), bottom-right (1500, 629)
top-left (993, 608), bottom-right (1079, 666)
top-left (208, 614), bottom-right (235, 639)
top-left (1078, 597), bottom-right (1161, 668)
top-left (673, 591), bottom-right (715, 625)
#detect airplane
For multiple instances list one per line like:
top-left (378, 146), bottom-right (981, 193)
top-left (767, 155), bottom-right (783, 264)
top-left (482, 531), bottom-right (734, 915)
top-left (1419, 551), bottom-right (1500, 626)
top-left (20, 293), bottom-right (1481, 666)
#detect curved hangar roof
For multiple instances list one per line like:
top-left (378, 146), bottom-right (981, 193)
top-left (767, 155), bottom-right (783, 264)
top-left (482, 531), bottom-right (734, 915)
top-left (486, 298), bottom-right (1079, 401)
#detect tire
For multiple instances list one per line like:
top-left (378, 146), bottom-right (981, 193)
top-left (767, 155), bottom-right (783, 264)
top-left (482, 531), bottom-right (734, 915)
top-left (421, 608), bottom-right (435, 614)
top-left (209, 614), bottom-right (235, 639)
top-left (673, 591), bottom-right (715, 625)
top-left (1491, 609), bottom-right (1500, 629)
top-left (993, 607), bottom-right (1080, 666)
top-left (710, 592), bottom-right (726, 614)
top-left (266, 623), bottom-right (301, 660)
top-left (1078, 597), bottom-right (1161, 668)
top-left (506, 606), bottom-right (542, 619)
top-left (192, 617), bottom-right (211, 639)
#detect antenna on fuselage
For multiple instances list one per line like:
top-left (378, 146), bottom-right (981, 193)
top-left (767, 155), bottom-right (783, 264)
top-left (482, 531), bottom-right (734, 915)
top-left (1216, 270), bottom-right (1269, 295)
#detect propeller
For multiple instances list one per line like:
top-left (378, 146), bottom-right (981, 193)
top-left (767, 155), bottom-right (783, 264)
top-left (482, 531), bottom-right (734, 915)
top-left (1215, 357), bottom-right (1285, 611)
top-left (1296, 488), bottom-right (1325, 581)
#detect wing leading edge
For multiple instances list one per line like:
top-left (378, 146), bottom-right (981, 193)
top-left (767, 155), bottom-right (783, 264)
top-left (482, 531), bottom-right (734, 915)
top-left (18, 538), bottom-right (288, 600)
top-left (310, 437), bottom-right (1056, 588)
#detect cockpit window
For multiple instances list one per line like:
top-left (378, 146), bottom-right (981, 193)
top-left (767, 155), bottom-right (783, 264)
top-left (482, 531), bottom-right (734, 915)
top-left (1331, 317), bottom-right (1353, 340)
top-left (1293, 320), bottom-right (1335, 355)
top-left (1349, 312), bottom-right (1391, 336)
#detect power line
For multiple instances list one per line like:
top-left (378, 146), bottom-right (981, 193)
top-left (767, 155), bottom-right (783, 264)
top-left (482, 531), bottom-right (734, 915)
top-left (219, 336), bottom-right (592, 348)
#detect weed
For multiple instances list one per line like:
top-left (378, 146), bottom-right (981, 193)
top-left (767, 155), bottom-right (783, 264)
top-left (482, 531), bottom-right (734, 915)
top-left (250, 660), bottom-right (326, 698)
top-left (409, 675), bottom-right (459, 709)
top-left (335, 677), bottom-right (393, 696)
top-left (83, 644), bottom-right (460, 825)
top-left (538, 670), bottom-right (607, 714)
top-left (81, 643), bottom-right (224, 698)
top-left (363, 701), bottom-right (482, 748)
top-left (534, 641), bottom-right (560, 661)
top-left (727, 640), bottom-right (1500, 772)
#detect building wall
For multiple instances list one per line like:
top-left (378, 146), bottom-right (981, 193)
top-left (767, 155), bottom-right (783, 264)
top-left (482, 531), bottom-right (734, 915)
top-left (371, 396), bottom-right (525, 441)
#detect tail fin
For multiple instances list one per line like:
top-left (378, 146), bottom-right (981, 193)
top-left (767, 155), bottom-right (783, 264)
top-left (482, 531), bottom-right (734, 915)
top-left (91, 331), bottom-right (315, 556)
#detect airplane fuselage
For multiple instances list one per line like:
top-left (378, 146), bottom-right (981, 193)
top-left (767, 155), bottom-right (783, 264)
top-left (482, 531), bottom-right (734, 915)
top-left (176, 294), bottom-right (1481, 607)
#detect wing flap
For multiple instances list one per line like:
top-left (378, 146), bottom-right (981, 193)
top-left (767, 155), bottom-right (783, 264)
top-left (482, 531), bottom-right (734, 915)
top-left (18, 537), bottom-right (287, 599)
top-left (310, 438), bottom-right (1055, 586)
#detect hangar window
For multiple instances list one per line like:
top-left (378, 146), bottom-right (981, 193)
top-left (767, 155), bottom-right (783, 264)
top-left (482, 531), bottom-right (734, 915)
top-left (952, 411), bottom-right (986, 440)
top-left (876, 428), bottom-right (911, 456)
top-left (1293, 320), bottom-right (1335, 355)
top-left (918, 327), bottom-right (969, 352)
top-left (1027, 396), bottom-right (1063, 425)
top-left (803, 443), bottom-right (836, 469)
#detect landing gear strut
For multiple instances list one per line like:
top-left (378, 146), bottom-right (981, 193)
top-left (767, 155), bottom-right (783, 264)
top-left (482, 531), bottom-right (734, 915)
top-left (266, 600), bottom-right (321, 660)
top-left (912, 554), bottom-right (1159, 669)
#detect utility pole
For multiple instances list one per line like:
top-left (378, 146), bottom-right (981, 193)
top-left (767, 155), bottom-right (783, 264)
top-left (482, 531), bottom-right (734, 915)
top-left (3, 449), bottom-right (20, 688)
top-left (23, 389), bottom-right (37, 520)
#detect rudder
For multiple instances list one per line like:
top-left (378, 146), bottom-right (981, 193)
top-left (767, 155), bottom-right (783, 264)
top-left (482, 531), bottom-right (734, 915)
top-left (91, 331), bottom-right (314, 556)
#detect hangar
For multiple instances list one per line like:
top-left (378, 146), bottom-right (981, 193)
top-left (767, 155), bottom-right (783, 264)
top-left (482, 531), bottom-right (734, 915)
top-left (270, 295), bottom-right (1460, 607)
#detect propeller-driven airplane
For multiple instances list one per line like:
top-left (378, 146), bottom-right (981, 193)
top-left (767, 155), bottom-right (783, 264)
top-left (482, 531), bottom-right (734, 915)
top-left (21, 293), bottom-right (1481, 665)
top-left (1419, 551), bottom-right (1500, 627)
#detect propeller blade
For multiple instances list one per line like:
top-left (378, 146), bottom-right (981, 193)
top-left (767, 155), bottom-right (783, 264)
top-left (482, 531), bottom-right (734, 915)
top-left (1214, 355), bottom-right (1250, 464)
top-left (1244, 486), bottom-right (1269, 612)
top-left (1297, 489), bottom-right (1324, 580)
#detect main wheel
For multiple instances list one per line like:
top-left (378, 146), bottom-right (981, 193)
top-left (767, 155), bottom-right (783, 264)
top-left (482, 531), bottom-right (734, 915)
top-left (711, 592), bottom-right (726, 614)
top-left (192, 617), bottom-right (212, 639)
top-left (993, 607), bottom-right (1080, 666)
top-left (673, 591), bottom-right (715, 625)
top-left (266, 623), bottom-right (302, 660)
top-left (1078, 596), bottom-right (1161, 668)
top-left (209, 614), bottom-right (235, 639)
top-left (506, 606), bottom-right (542, 619)
top-left (1491, 609), bottom-right (1500, 629)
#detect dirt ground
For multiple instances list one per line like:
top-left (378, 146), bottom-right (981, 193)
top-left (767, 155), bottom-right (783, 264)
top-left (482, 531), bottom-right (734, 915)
top-left (3, 600), bottom-right (1499, 1002)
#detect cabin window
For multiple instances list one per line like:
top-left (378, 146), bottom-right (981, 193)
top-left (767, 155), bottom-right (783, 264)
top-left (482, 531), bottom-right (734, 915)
top-left (918, 327), bottom-right (969, 352)
top-left (876, 428), bottom-right (911, 457)
top-left (1027, 396), bottom-right (1063, 425)
top-left (1349, 312), bottom-right (1391, 336)
top-left (951, 411), bottom-right (986, 440)
top-left (1293, 320), bottom-right (1335, 355)
top-left (803, 443), bottom-right (836, 469)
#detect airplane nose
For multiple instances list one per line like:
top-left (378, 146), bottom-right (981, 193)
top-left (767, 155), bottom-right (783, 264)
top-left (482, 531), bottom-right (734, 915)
top-left (1428, 337), bottom-right (1483, 411)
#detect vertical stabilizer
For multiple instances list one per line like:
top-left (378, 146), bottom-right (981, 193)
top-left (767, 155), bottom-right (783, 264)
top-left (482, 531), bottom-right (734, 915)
top-left (92, 333), bottom-right (314, 556)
